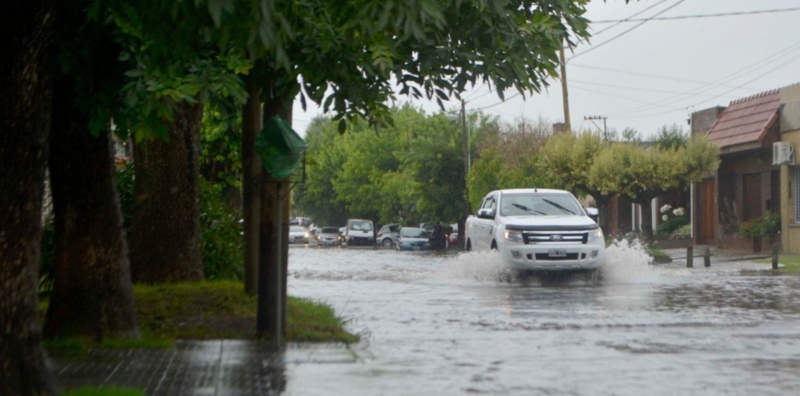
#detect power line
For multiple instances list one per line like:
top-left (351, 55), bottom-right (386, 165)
top-left (478, 92), bottom-right (522, 110)
top-left (606, 41), bottom-right (800, 117)
top-left (570, 84), bottom-right (684, 111)
top-left (568, 0), bottom-right (686, 61)
top-left (570, 79), bottom-right (720, 98)
top-left (613, 51), bottom-right (800, 120)
top-left (592, 7), bottom-right (800, 23)
top-left (569, 63), bottom-right (764, 89)
top-left (591, 0), bottom-right (670, 36)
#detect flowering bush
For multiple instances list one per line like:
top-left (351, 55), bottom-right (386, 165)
top-left (657, 204), bottom-right (689, 236)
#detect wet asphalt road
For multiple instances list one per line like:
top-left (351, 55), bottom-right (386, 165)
top-left (50, 242), bottom-right (800, 395)
top-left (284, 243), bottom-right (800, 396)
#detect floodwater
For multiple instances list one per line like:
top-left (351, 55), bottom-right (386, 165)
top-left (284, 242), bottom-right (800, 396)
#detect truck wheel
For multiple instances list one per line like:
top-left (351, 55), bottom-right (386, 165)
top-left (466, 239), bottom-right (472, 251)
top-left (491, 240), bottom-right (498, 251)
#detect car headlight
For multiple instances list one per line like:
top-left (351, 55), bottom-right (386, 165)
top-left (504, 229), bottom-right (524, 243)
top-left (587, 228), bottom-right (604, 244)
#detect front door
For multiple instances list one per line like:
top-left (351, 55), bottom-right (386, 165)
top-left (698, 179), bottom-right (716, 244)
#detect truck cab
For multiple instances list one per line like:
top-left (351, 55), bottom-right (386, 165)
top-left (465, 189), bottom-right (605, 272)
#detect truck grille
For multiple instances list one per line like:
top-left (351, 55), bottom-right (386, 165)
top-left (522, 231), bottom-right (587, 245)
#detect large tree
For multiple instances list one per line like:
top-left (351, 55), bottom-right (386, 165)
top-left (588, 134), bottom-right (719, 241)
top-left (538, 131), bottom-right (611, 231)
top-left (1, 0), bottom-right (59, 394)
top-left (43, 4), bottom-right (139, 340)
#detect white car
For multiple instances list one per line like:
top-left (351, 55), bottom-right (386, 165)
top-left (343, 219), bottom-right (375, 246)
top-left (465, 188), bottom-right (605, 272)
top-left (289, 225), bottom-right (310, 244)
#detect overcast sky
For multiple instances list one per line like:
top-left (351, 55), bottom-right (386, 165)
top-left (291, 0), bottom-right (800, 139)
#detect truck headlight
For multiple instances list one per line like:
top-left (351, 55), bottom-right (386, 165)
top-left (587, 228), bottom-right (604, 244)
top-left (504, 230), bottom-right (524, 243)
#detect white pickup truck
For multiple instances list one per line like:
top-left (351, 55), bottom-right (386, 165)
top-left (465, 188), bottom-right (605, 272)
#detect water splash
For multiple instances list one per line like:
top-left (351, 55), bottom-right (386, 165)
top-left (432, 239), bottom-right (669, 284)
top-left (432, 251), bottom-right (517, 283)
top-left (600, 238), bottom-right (662, 283)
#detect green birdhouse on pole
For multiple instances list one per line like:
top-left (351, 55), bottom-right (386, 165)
top-left (256, 115), bottom-right (306, 180)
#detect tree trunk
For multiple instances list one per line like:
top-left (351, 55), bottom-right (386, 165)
top-left (0, 0), bottom-right (58, 393)
top-left (131, 102), bottom-right (205, 283)
top-left (242, 78), bottom-right (262, 295)
top-left (639, 198), bottom-right (655, 243)
top-left (256, 90), bottom-right (293, 344)
top-left (43, 78), bottom-right (138, 341)
top-left (594, 196), bottom-right (611, 237)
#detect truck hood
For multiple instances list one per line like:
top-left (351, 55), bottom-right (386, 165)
top-left (501, 215), bottom-right (599, 231)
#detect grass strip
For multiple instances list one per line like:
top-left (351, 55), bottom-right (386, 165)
top-left (44, 280), bottom-right (358, 353)
top-left (756, 254), bottom-right (800, 272)
top-left (60, 386), bottom-right (143, 396)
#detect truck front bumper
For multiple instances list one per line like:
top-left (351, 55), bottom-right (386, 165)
top-left (501, 243), bottom-right (606, 271)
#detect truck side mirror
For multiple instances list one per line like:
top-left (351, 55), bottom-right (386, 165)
top-left (477, 208), bottom-right (496, 219)
top-left (586, 207), bottom-right (599, 223)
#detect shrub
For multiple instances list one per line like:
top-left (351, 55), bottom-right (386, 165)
top-left (199, 179), bottom-right (243, 280)
top-left (738, 213), bottom-right (781, 244)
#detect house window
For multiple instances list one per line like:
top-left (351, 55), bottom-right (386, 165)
top-left (796, 169), bottom-right (800, 223)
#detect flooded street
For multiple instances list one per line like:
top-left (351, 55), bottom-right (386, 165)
top-left (285, 244), bottom-right (800, 395)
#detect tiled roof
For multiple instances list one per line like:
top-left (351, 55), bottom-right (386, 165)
top-left (707, 89), bottom-right (780, 150)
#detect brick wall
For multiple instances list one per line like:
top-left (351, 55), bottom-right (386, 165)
top-left (691, 106), bottom-right (726, 135)
top-left (719, 233), bottom-right (760, 252)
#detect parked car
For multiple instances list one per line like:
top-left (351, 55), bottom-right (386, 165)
top-left (344, 219), bottom-right (375, 246)
top-left (396, 227), bottom-right (431, 251)
top-left (377, 223), bottom-right (400, 248)
top-left (315, 226), bottom-right (342, 247)
top-left (289, 225), bottom-right (310, 244)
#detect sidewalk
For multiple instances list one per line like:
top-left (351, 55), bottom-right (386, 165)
top-left (49, 340), bottom-right (357, 396)
top-left (659, 245), bottom-right (771, 266)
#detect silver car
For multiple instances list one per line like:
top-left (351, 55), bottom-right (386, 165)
top-left (315, 226), bottom-right (342, 247)
top-left (377, 223), bottom-right (400, 248)
top-left (396, 227), bottom-right (431, 251)
top-left (289, 225), bottom-right (310, 244)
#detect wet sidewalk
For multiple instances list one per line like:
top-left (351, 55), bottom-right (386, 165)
top-left (49, 341), bottom-right (357, 395)
top-left (660, 244), bottom-right (771, 267)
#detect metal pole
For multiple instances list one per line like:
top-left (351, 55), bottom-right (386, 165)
top-left (461, 99), bottom-right (470, 250)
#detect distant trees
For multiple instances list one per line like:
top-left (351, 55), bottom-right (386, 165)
top-left (468, 116), bottom-right (553, 209)
top-left (295, 106), bottom-right (499, 226)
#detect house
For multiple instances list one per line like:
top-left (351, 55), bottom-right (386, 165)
top-left (691, 83), bottom-right (800, 253)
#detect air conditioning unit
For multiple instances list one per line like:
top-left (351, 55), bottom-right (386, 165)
top-left (772, 142), bottom-right (795, 165)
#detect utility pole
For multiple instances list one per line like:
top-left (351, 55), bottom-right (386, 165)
top-left (460, 99), bottom-right (470, 250)
top-left (584, 115), bottom-right (608, 141)
top-left (559, 44), bottom-right (571, 132)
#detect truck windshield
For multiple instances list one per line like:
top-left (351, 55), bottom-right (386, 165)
top-left (349, 220), bottom-right (373, 230)
top-left (500, 194), bottom-right (582, 216)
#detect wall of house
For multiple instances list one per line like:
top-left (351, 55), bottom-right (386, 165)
top-left (691, 106), bottom-right (726, 135)
top-left (779, 84), bottom-right (800, 253)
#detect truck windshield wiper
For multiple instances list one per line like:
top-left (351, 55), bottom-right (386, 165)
top-left (542, 199), bottom-right (575, 215)
top-left (512, 203), bottom-right (546, 215)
